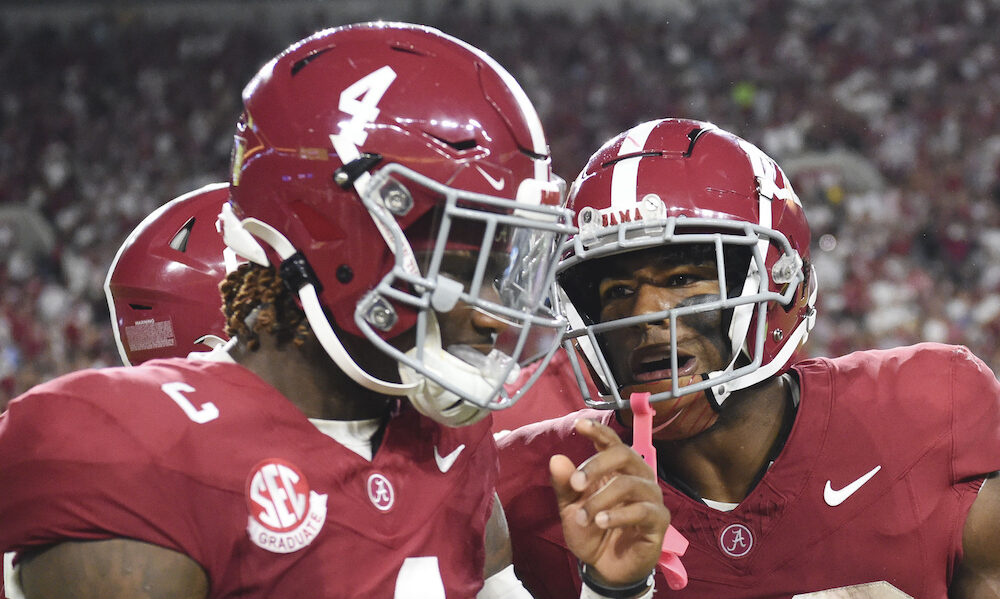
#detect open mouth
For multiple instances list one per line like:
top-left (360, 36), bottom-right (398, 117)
top-left (630, 349), bottom-right (697, 383)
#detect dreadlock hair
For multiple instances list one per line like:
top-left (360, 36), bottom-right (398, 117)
top-left (220, 262), bottom-right (312, 351)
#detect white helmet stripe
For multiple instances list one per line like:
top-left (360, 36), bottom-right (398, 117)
top-left (735, 137), bottom-right (775, 277)
top-left (619, 119), bottom-right (663, 155)
top-left (610, 119), bottom-right (662, 210)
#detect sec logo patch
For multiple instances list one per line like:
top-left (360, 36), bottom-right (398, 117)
top-left (246, 458), bottom-right (327, 553)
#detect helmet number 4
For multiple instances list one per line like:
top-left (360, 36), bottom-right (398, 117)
top-left (334, 65), bottom-right (397, 150)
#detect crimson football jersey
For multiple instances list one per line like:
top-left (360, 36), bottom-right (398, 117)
top-left (0, 358), bottom-right (496, 597)
top-left (498, 343), bottom-right (1000, 598)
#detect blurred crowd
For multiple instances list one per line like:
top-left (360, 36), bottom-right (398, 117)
top-left (2, 0), bottom-right (1000, 408)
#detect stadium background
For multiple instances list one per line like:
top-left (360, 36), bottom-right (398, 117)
top-left (1, 0), bottom-right (998, 410)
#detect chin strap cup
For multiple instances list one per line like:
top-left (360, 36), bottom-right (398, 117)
top-left (399, 363), bottom-right (491, 427)
top-left (398, 314), bottom-right (494, 427)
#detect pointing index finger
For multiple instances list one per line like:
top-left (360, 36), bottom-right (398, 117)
top-left (574, 418), bottom-right (624, 452)
top-left (570, 419), bottom-right (656, 493)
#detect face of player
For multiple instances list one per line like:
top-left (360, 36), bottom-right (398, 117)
top-left (595, 246), bottom-right (731, 441)
top-left (430, 250), bottom-right (513, 357)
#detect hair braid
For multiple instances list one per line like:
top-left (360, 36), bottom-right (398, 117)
top-left (220, 262), bottom-right (312, 351)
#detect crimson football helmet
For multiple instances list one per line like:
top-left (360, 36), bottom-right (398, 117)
top-left (105, 183), bottom-right (235, 366)
top-left (557, 118), bottom-right (817, 410)
top-left (223, 22), bottom-right (573, 425)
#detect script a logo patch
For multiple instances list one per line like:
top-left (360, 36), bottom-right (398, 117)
top-left (246, 458), bottom-right (328, 554)
top-left (719, 523), bottom-right (754, 558)
top-left (367, 472), bottom-right (395, 511)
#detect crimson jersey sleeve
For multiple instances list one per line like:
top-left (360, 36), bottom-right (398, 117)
top-left (0, 365), bottom-right (227, 565)
top-left (0, 359), bottom-right (498, 597)
top-left (942, 344), bottom-right (1000, 482)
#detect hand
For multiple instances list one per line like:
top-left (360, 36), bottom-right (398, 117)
top-left (550, 418), bottom-right (669, 587)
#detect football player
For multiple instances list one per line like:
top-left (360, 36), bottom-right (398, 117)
top-left (498, 118), bottom-right (1000, 597)
top-left (2, 184), bottom-right (236, 599)
top-left (104, 182), bottom-right (233, 366)
top-left (0, 24), bottom-right (668, 599)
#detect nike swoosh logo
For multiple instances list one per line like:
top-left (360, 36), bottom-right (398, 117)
top-left (434, 444), bottom-right (466, 473)
top-left (475, 166), bottom-right (505, 191)
top-left (824, 465), bottom-right (881, 506)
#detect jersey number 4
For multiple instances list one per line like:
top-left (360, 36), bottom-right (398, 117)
top-left (396, 557), bottom-right (446, 599)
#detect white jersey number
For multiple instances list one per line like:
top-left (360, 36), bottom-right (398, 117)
top-left (162, 382), bottom-right (219, 424)
top-left (4, 551), bottom-right (24, 599)
top-left (394, 557), bottom-right (445, 599)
